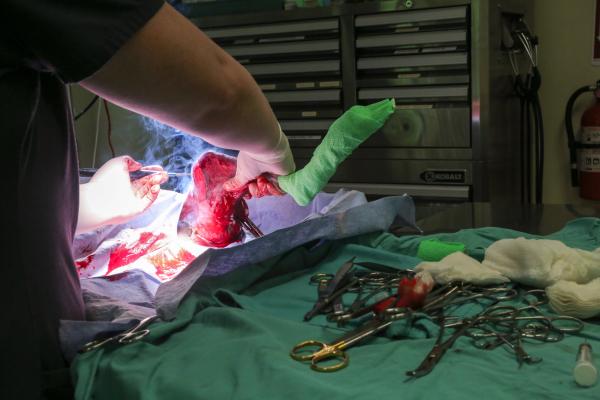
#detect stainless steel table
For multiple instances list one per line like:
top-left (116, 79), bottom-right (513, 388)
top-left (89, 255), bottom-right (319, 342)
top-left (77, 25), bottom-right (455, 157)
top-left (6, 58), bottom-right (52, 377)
top-left (411, 203), bottom-right (600, 235)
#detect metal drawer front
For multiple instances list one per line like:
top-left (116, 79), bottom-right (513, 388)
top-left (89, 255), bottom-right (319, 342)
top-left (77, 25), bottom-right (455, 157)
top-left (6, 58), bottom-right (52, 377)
top-left (292, 147), bottom-right (473, 161)
top-left (246, 60), bottom-right (340, 76)
top-left (356, 30), bottom-right (467, 49)
top-left (355, 6), bottom-right (468, 27)
top-left (359, 86), bottom-right (468, 100)
top-left (291, 158), bottom-right (473, 185)
top-left (280, 120), bottom-right (335, 131)
top-left (357, 53), bottom-right (467, 70)
top-left (361, 106), bottom-right (471, 148)
top-left (224, 39), bottom-right (339, 57)
top-left (324, 183), bottom-right (470, 199)
top-left (204, 19), bottom-right (339, 40)
top-left (265, 90), bottom-right (340, 103)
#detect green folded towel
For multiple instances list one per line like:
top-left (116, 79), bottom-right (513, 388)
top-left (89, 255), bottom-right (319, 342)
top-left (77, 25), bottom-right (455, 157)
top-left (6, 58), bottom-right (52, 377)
top-left (417, 239), bottom-right (466, 262)
top-left (278, 99), bottom-right (395, 206)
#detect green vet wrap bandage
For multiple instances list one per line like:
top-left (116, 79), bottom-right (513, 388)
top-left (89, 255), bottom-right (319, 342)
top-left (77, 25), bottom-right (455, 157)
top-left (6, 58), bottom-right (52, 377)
top-left (277, 99), bottom-right (395, 206)
top-left (417, 239), bottom-right (467, 262)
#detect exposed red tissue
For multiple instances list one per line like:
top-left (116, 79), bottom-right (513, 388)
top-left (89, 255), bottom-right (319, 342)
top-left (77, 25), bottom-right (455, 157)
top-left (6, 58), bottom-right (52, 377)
top-left (107, 231), bottom-right (168, 275)
top-left (179, 152), bottom-right (249, 248)
top-left (373, 275), bottom-right (434, 313)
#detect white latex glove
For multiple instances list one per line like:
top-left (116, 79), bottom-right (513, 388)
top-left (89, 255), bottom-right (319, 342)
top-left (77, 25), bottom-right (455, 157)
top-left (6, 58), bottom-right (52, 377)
top-left (223, 127), bottom-right (295, 197)
top-left (76, 156), bottom-right (168, 234)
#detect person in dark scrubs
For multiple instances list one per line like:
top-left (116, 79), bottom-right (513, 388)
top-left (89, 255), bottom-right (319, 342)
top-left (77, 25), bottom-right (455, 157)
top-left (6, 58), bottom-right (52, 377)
top-left (0, 1), bottom-right (295, 398)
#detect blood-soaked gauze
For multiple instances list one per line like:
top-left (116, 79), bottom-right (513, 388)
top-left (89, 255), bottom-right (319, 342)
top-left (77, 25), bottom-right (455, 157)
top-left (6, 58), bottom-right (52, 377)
top-left (179, 152), bottom-right (249, 248)
top-left (373, 272), bottom-right (434, 313)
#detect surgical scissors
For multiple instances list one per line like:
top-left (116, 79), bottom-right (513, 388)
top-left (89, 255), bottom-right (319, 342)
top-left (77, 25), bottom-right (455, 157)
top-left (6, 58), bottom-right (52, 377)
top-left (304, 258), bottom-right (356, 321)
top-left (291, 308), bottom-right (411, 372)
top-left (406, 314), bottom-right (482, 378)
top-left (480, 304), bottom-right (584, 334)
top-left (79, 315), bottom-right (159, 353)
top-left (473, 331), bottom-right (543, 367)
top-left (423, 282), bottom-right (518, 314)
top-left (235, 215), bottom-right (263, 238)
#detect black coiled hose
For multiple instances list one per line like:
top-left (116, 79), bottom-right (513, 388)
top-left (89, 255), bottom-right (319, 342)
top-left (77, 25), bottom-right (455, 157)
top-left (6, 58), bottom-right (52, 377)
top-left (515, 66), bottom-right (544, 204)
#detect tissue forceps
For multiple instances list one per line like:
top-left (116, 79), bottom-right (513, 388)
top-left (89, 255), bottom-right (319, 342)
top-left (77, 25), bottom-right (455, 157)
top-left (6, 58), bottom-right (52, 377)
top-left (79, 315), bottom-right (159, 353)
top-left (236, 215), bottom-right (263, 238)
top-left (79, 167), bottom-right (190, 180)
top-left (304, 258), bottom-right (356, 321)
top-left (291, 308), bottom-right (411, 372)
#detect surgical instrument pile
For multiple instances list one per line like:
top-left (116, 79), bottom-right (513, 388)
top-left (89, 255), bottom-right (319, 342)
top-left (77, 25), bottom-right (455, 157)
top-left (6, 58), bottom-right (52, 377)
top-left (303, 258), bottom-right (421, 324)
top-left (407, 298), bottom-right (583, 378)
top-left (293, 260), bottom-right (585, 376)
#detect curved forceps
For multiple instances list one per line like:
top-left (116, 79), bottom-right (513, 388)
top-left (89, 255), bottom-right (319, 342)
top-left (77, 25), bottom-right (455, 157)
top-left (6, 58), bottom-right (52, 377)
top-left (80, 315), bottom-right (159, 353)
top-left (291, 308), bottom-right (410, 372)
top-left (483, 305), bottom-right (584, 335)
top-left (471, 330), bottom-right (543, 366)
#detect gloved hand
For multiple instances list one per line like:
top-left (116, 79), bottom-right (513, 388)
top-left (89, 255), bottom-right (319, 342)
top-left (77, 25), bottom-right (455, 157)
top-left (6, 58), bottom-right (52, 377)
top-left (76, 156), bottom-right (168, 233)
top-left (223, 126), bottom-right (295, 198)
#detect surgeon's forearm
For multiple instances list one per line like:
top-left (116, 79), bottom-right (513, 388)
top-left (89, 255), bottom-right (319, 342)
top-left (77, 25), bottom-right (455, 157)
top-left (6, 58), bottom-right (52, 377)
top-left (80, 3), bottom-right (281, 155)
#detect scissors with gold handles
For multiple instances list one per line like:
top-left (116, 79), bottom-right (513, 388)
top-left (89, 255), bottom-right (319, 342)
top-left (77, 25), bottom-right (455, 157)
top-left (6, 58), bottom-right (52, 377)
top-left (290, 308), bottom-right (410, 372)
top-left (79, 315), bottom-right (159, 353)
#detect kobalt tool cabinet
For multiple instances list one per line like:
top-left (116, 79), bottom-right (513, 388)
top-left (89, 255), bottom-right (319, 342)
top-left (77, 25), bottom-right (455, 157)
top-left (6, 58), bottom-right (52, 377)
top-left (192, 0), bottom-right (534, 204)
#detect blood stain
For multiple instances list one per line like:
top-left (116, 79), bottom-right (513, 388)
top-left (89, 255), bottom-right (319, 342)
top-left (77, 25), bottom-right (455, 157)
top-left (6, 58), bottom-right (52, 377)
top-left (75, 254), bottom-right (94, 275)
top-left (149, 247), bottom-right (196, 281)
top-left (107, 231), bottom-right (167, 275)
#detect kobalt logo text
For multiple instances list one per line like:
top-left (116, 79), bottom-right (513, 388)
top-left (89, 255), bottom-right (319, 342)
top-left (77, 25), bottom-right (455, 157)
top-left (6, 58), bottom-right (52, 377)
top-left (420, 170), bottom-right (466, 183)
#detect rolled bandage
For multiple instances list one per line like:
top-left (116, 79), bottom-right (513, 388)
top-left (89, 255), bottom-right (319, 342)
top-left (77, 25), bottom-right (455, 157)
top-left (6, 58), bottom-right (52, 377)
top-left (546, 278), bottom-right (600, 318)
top-left (417, 239), bottom-right (466, 261)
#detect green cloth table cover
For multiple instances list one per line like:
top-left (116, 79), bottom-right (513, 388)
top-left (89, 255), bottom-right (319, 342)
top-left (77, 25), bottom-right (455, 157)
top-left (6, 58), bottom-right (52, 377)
top-left (73, 218), bottom-right (600, 399)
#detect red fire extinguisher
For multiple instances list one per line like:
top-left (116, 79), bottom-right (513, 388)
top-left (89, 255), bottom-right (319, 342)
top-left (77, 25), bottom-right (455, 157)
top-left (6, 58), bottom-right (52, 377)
top-left (565, 80), bottom-right (600, 200)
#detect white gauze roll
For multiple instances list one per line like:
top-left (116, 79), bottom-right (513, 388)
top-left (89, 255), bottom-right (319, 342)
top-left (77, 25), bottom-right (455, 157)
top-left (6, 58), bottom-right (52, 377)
top-left (482, 238), bottom-right (600, 288)
top-left (547, 278), bottom-right (600, 319)
top-left (415, 252), bottom-right (509, 285)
